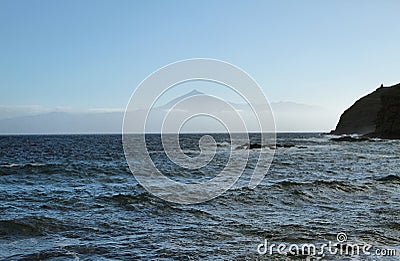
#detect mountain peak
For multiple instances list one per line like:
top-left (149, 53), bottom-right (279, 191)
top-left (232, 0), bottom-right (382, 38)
top-left (187, 89), bottom-right (203, 96)
top-left (158, 90), bottom-right (205, 109)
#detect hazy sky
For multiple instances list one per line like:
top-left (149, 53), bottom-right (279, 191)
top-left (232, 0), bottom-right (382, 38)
top-left (1, 0), bottom-right (399, 131)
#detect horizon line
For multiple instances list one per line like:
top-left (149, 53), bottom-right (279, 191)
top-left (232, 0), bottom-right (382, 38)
top-left (0, 131), bottom-right (328, 136)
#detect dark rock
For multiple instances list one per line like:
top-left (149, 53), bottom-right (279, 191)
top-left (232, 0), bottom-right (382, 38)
top-left (249, 143), bottom-right (263, 149)
top-left (236, 143), bottom-right (290, 150)
top-left (331, 83), bottom-right (400, 139)
top-left (330, 136), bottom-right (370, 142)
top-left (235, 143), bottom-right (266, 150)
top-left (236, 143), bottom-right (296, 150)
top-left (283, 144), bottom-right (295, 148)
top-left (276, 144), bottom-right (295, 148)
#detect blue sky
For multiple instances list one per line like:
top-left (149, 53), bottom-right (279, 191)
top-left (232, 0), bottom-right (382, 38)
top-left (1, 0), bottom-right (399, 130)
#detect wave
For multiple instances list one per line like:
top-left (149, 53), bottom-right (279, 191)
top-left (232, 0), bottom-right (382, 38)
top-left (0, 163), bottom-right (67, 176)
top-left (95, 192), bottom-right (216, 218)
top-left (274, 179), bottom-right (368, 192)
top-left (0, 216), bottom-right (70, 237)
top-left (377, 175), bottom-right (400, 182)
top-left (7, 244), bottom-right (109, 260)
top-left (0, 163), bottom-right (47, 168)
top-left (95, 192), bottom-right (159, 207)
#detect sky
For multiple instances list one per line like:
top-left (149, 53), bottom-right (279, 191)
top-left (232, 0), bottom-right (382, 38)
top-left (1, 0), bottom-right (399, 132)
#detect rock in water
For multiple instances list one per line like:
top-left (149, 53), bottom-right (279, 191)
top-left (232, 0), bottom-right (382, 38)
top-left (331, 83), bottom-right (400, 139)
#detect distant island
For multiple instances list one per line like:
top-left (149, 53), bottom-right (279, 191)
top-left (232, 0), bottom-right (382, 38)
top-left (331, 83), bottom-right (400, 139)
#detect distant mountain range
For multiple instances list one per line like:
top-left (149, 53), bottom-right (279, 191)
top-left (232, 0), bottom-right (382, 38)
top-left (0, 91), bottom-right (332, 134)
top-left (0, 111), bottom-right (123, 134)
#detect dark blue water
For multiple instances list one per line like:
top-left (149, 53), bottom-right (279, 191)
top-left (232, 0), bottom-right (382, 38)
top-left (0, 134), bottom-right (399, 260)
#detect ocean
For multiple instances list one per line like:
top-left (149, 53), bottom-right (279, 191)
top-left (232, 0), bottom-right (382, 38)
top-left (0, 133), bottom-right (399, 260)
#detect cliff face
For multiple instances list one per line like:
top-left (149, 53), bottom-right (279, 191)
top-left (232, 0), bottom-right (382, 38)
top-left (331, 83), bottom-right (400, 139)
top-left (374, 92), bottom-right (400, 138)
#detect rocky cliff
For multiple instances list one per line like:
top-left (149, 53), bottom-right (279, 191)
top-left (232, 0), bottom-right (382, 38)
top-left (331, 83), bottom-right (400, 139)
